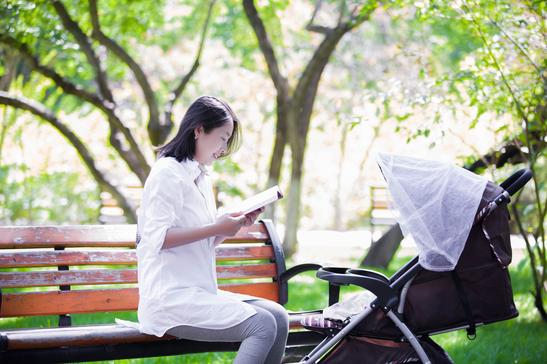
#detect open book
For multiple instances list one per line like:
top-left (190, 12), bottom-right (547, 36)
top-left (228, 185), bottom-right (283, 215)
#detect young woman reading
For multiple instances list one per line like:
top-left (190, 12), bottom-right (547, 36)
top-left (136, 96), bottom-right (288, 364)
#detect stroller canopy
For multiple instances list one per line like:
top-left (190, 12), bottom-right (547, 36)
top-left (377, 153), bottom-right (487, 271)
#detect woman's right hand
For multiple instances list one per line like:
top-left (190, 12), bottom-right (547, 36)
top-left (214, 213), bottom-right (247, 237)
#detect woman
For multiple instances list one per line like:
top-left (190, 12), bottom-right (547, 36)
top-left (136, 96), bottom-right (289, 364)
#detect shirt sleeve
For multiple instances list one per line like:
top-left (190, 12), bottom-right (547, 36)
top-left (138, 164), bottom-right (182, 255)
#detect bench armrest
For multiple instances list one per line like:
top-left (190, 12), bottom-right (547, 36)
top-left (279, 263), bottom-right (322, 284)
top-left (279, 263), bottom-right (342, 307)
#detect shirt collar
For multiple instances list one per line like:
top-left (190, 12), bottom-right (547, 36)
top-left (180, 158), bottom-right (209, 182)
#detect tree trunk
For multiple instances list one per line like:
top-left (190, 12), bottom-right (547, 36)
top-left (333, 120), bottom-right (349, 230)
top-left (263, 96), bottom-right (289, 221)
top-left (282, 145), bottom-right (304, 257)
top-left (360, 224), bottom-right (403, 268)
top-left (243, 0), bottom-right (378, 257)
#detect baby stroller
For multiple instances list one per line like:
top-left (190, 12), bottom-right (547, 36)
top-left (299, 155), bottom-right (532, 364)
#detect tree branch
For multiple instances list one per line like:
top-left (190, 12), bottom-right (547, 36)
top-left (511, 202), bottom-right (545, 319)
top-left (88, 0), bottom-right (160, 142)
top-left (306, 24), bottom-right (331, 35)
top-left (292, 5), bottom-right (375, 145)
top-left (52, 0), bottom-right (114, 102)
top-left (305, 1), bottom-right (331, 34)
top-left (52, 1), bottom-right (153, 181)
top-left (0, 48), bottom-right (18, 91)
top-left (487, 16), bottom-right (544, 78)
top-left (242, 0), bottom-right (289, 97)
top-left (0, 34), bottom-right (150, 183)
top-left (465, 142), bottom-right (527, 171)
top-left (464, 5), bottom-right (531, 127)
top-left (0, 34), bottom-right (105, 106)
top-left (162, 0), bottom-right (217, 145)
top-left (305, 1), bottom-right (328, 34)
top-left (337, 0), bottom-right (347, 27)
top-left (295, 2), bottom-right (375, 106)
top-left (309, 0), bottom-right (323, 25)
top-left (0, 91), bottom-right (137, 222)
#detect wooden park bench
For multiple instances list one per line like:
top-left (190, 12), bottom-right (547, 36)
top-left (361, 185), bottom-right (403, 268)
top-left (0, 220), bottom-right (329, 363)
top-left (368, 185), bottom-right (398, 239)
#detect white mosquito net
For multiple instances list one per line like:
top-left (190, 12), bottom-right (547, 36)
top-left (376, 153), bottom-right (488, 271)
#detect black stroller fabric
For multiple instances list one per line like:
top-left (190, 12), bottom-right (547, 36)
top-left (347, 181), bottom-right (518, 338)
top-left (320, 336), bottom-right (453, 364)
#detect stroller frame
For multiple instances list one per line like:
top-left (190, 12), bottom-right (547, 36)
top-left (300, 169), bottom-right (532, 364)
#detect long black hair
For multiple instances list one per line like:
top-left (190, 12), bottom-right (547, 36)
top-left (157, 96), bottom-right (241, 161)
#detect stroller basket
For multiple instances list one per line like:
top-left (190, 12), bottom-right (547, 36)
top-left (300, 168), bottom-right (532, 364)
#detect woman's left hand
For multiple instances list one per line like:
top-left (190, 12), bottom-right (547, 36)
top-left (243, 207), bottom-right (264, 226)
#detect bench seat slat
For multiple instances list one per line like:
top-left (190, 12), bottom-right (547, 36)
top-left (0, 246), bottom-right (274, 268)
top-left (0, 224), bottom-right (269, 249)
top-left (2, 324), bottom-right (173, 351)
top-left (0, 264), bottom-right (277, 288)
top-left (0, 283), bottom-right (279, 317)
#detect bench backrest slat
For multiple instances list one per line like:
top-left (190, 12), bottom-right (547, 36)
top-left (0, 245), bottom-right (274, 268)
top-left (0, 225), bottom-right (137, 248)
top-left (0, 269), bottom-right (138, 288)
top-left (0, 250), bottom-right (136, 268)
top-left (0, 282), bottom-right (279, 317)
top-left (215, 246), bottom-right (274, 261)
top-left (0, 224), bottom-right (269, 248)
top-left (0, 263), bottom-right (277, 288)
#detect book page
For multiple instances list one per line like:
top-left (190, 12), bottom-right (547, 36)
top-left (229, 185), bottom-right (283, 215)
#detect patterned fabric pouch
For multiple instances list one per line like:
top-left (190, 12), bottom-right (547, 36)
top-left (301, 291), bottom-right (376, 333)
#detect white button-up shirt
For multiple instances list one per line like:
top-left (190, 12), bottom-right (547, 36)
top-left (136, 157), bottom-right (256, 337)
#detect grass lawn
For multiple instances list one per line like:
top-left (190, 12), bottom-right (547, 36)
top-left (1, 255), bottom-right (545, 363)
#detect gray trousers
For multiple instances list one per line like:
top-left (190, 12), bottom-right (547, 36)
top-left (166, 299), bottom-right (289, 364)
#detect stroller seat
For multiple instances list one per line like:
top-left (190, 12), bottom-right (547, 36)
top-left (299, 164), bottom-right (532, 364)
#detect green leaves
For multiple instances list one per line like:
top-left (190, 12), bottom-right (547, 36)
top-left (0, 163), bottom-right (100, 224)
top-left (206, 0), bottom-right (286, 70)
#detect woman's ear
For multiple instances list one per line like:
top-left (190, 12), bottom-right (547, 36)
top-left (194, 126), bottom-right (204, 140)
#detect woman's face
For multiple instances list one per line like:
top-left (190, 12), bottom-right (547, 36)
top-left (194, 120), bottom-right (234, 165)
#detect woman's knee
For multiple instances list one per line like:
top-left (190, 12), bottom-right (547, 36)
top-left (274, 303), bottom-right (289, 326)
top-left (256, 301), bottom-right (289, 331)
top-left (246, 309), bottom-right (277, 341)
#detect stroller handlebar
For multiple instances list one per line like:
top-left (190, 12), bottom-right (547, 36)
top-left (476, 168), bottom-right (533, 223)
top-left (500, 169), bottom-right (533, 196)
top-left (316, 267), bottom-right (398, 305)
